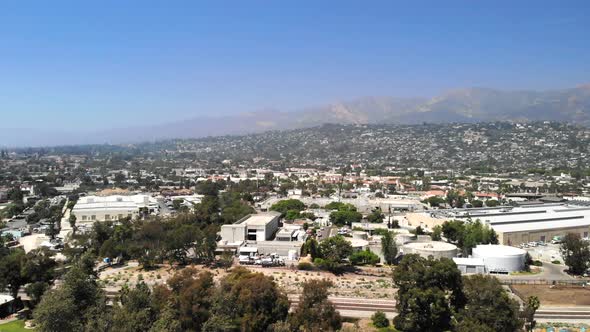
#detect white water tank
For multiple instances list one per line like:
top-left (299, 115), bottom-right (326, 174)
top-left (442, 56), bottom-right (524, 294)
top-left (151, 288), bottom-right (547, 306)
top-left (402, 241), bottom-right (458, 259)
top-left (472, 244), bottom-right (526, 273)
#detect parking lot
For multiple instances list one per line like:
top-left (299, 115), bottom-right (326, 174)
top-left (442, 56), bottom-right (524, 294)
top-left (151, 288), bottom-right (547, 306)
top-left (525, 243), bottom-right (564, 263)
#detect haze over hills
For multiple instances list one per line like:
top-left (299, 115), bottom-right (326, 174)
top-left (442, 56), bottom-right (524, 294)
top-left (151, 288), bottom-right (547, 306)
top-left (2, 84), bottom-right (590, 147)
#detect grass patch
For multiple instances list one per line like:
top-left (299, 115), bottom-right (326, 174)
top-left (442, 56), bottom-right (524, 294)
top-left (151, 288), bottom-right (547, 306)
top-left (0, 320), bottom-right (31, 332)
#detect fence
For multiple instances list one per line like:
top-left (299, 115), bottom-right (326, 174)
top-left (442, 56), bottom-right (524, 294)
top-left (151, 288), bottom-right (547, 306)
top-left (502, 279), bottom-right (590, 286)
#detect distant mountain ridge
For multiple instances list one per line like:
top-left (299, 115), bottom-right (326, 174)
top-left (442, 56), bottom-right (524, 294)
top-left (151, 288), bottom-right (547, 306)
top-left (127, 84), bottom-right (590, 141)
top-left (2, 85), bottom-right (590, 147)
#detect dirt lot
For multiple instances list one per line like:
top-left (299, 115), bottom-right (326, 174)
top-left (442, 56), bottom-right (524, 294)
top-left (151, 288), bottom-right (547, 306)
top-left (99, 262), bottom-right (396, 299)
top-left (512, 284), bottom-right (590, 306)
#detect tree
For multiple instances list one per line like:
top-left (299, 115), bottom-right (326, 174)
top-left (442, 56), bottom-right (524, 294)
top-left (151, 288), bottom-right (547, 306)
top-left (34, 287), bottom-right (83, 331)
top-left (371, 311), bottom-right (389, 328)
top-left (441, 220), bottom-right (465, 245)
top-left (270, 199), bottom-right (305, 216)
top-left (392, 255), bottom-right (464, 332)
top-left (317, 236), bottom-right (353, 272)
top-left (207, 267), bottom-right (289, 331)
top-left (367, 207), bottom-right (384, 223)
top-left (69, 214), bottom-right (77, 232)
top-left (560, 233), bottom-right (590, 275)
top-left (349, 249), bottom-right (380, 266)
top-left (471, 199), bottom-right (484, 207)
top-left (522, 296), bottom-right (541, 332)
top-left (485, 199), bottom-right (500, 207)
top-left (431, 225), bottom-right (442, 241)
top-left (423, 196), bottom-right (446, 207)
top-left (34, 263), bottom-right (106, 331)
top-left (0, 249), bottom-right (26, 297)
top-left (301, 238), bottom-right (320, 259)
top-left (456, 274), bottom-right (522, 332)
top-left (413, 225), bottom-right (425, 236)
top-left (329, 210), bottom-right (362, 226)
top-left (284, 209), bottom-right (300, 221)
top-left (111, 282), bottom-right (158, 332)
top-left (288, 279), bottom-right (342, 331)
top-left (381, 231), bottom-right (398, 265)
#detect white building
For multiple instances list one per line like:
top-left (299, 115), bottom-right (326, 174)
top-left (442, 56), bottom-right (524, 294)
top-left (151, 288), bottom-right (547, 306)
top-left (220, 212), bottom-right (280, 243)
top-left (72, 194), bottom-right (159, 222)
top-left (471, 244), bottom-right (526, 273)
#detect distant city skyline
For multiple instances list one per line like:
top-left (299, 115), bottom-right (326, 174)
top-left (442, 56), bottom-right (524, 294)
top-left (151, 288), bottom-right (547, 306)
top-left (1, 1), bottom-right (589, 133)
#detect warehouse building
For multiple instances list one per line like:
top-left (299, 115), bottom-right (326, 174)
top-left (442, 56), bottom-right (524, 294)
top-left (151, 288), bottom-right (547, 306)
top-left (472, 204), bottom-right (590, 246)
top-left (71, 194), bottom-right (159, 222)
top-left (220, 212), bottom-right (281, 243)
top-left (414, 203), bottom-right (590, 246)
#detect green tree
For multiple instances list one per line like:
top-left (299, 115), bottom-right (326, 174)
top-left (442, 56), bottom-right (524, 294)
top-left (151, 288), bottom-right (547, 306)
top-left (69, 214), bottom-right (77, 233)
top-left (392, 255), bottom-right (465, 332)
top-left (317, 236), bottom-right (353, 272)
top-left (485, 200), bottom-right (500, 207)
top-left (207, 267), bottom-right (289, 331)
top-left (0, 249), bottom-right (26, 297)
top-left (329, 210), bottom-right (362, 226)
top-left (371, 310), bottom-right (390, 328)
top-left (270, 199), bottom-right (305, 216)
top-left (288, 279), bottom-right (342, 331)
top-left (560, 233), bottom-right (590, 275)
top-left (522, 296), bottom-right (541, 332)
top-left (367, 207), bottom-right (384, 223)
top-left (471, 199), bottom-right (484, 207)
top-left (111, 282), bottom-right (158, 332)
top-left (431, 225), bottom-right (442, 241)
top-left (301, 238), bottom-right (320, 259)
top-left (349, 249), bottom-right (380, 266)
top-left (381, 231), bottom-right (398, 265)
top-left (456, 275), bottom-right (522, 332)
top-left (284, 209), bottom-right (301, 221)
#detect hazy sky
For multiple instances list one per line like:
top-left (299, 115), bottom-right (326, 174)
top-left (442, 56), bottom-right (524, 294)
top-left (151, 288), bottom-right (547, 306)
top-left (1, 1), bottom-right (589, 131)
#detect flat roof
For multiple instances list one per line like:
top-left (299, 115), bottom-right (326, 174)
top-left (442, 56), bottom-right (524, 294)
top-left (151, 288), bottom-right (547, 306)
top-left (242, 212), bottom-right (280, 226)
top-left (453, 257), bottom-right (484, 266)
top-left (492, 217), bottom-right (590, 233)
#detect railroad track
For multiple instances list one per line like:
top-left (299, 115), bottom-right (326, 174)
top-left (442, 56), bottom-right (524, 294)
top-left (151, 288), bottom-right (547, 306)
top-left (288, 295), bottom-right (396, 314)
top-left (535, 309), bottom-right (590, 320)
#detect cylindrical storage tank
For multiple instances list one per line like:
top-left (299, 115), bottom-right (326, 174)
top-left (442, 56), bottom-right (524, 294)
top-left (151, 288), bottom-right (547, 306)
top-left (402, 241), bottom-right (458, 259)
top-left (352, 231), bottom-right (369, 240)
top-left (472, 244), bottom-right (526, 273)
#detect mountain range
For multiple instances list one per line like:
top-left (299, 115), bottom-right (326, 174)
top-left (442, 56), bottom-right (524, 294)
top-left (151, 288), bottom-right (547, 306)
top-left (3, 84), bottom-right (590, 147)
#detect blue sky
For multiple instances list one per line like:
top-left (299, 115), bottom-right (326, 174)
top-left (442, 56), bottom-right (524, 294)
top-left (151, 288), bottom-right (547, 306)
top-left (1, 1), bottom-right (589, 131)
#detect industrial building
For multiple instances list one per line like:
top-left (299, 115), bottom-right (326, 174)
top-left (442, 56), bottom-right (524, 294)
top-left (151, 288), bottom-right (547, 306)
top-left (220, 212), bottom-right (280, 243)
top-left (411, 202), bottom-right (590, 246)
top-left (71, 194), bottom-right (159, 222)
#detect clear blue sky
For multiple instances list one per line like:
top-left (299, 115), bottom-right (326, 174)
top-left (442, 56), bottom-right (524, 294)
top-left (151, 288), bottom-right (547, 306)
top-left (1, 1), bottom-right (589, 131)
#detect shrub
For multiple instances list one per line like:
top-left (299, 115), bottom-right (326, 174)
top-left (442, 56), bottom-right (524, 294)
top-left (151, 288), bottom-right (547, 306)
top-left (532, 260), bottom-right (543, 266)
top-left (552, 260), bottom-right (561, 265)
top-left (298, 262), bottom-right (314, 271)
top-left (371, 310), bottom-right (390, 328)
top-left (349, 249), bottom-right (380, 266)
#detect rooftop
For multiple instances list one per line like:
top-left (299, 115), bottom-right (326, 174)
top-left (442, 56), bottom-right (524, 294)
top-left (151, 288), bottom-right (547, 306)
top-left (240, 212), bottom-right (280, 226)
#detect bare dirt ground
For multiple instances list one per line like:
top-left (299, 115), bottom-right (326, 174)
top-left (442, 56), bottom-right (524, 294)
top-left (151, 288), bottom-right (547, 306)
top-left (512, 284), bottom-right (590, 306)
top-left (99, 262), bottom-right (396, 299)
